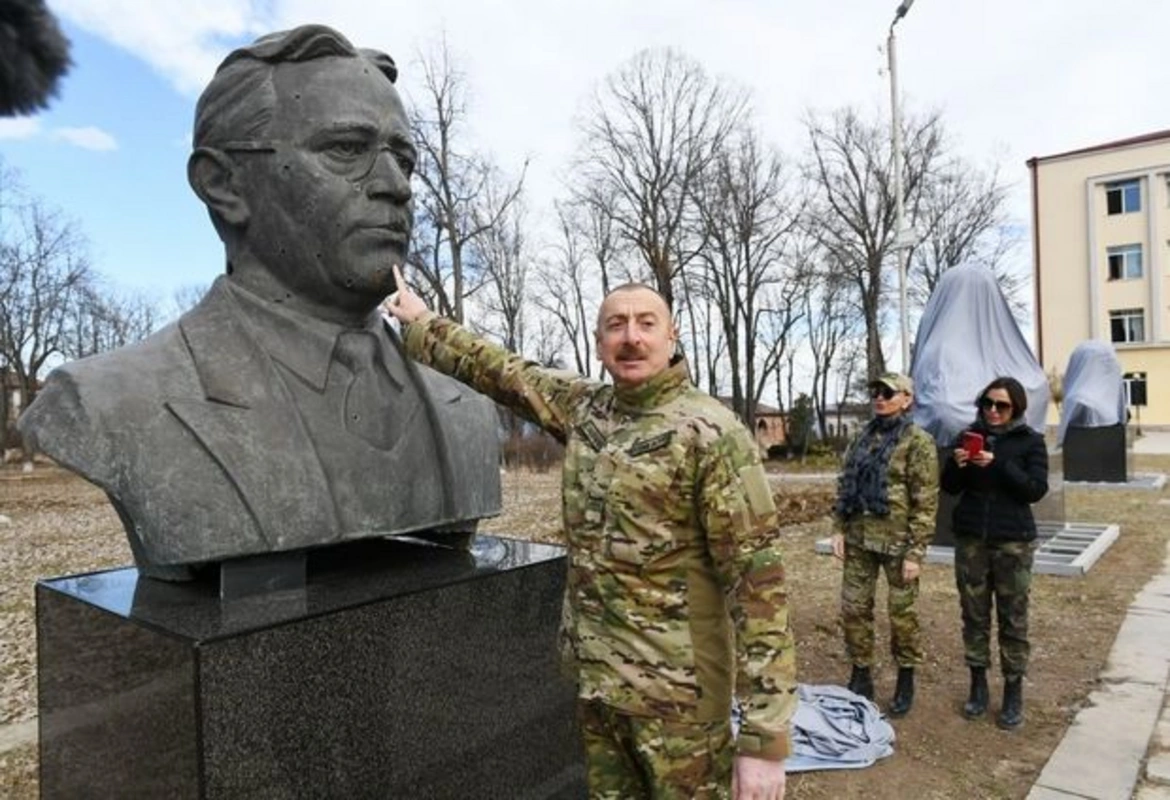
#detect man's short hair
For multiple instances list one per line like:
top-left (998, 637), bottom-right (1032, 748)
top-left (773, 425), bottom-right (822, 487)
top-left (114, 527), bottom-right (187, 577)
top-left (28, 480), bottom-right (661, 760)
top-left (595, 282), bottom-right (673, 330)
top-left (192, 24), bottom-right (398, 149)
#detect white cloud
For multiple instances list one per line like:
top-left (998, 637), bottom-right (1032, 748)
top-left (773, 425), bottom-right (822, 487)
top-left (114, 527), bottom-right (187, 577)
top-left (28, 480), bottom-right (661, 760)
top-left (53, 0), bottom-right (276, 95)
top-left (0, 118), bottom-right (42, 140)
top-left (52, 126), bottom-right (119, 151)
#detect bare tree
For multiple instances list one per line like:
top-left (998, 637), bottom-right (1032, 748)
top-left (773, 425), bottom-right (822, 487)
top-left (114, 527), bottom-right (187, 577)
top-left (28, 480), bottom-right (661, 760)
top-left (691, 127), bottom-right (804, 432)
top-left (907, 158), bottom-right (1025, 317)
top-left (469, 172), bottom-right (528, 353)
top-left (536, 202), bottom-right (599, 376)
top-left (407, 35), bottom-right (526, 323)
top-left (62, 284), bottom-right (158, 360)
top-left (801, 107), bottom-right (944, 381)
top-left (573, 47), bottom-right (747, 308)
top-left (0, 162), bottom-right (159, 459)
top-left (0, 197), bottom-right (94, 461)
top-left (168, 282), bottom-right (210, 320)
top-left (803, 257), bottom-right (864, 438)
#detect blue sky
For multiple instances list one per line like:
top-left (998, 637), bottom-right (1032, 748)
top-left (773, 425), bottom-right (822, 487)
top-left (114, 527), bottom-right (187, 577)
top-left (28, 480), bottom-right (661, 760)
top-left (3, 0), bottom-right (1169, 319)
top-left (1, 21), bottom-right (237, 307)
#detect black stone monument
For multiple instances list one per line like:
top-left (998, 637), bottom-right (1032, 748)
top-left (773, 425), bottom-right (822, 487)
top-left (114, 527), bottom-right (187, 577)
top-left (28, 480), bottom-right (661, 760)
top-left (1063, 423), bottom-right (1128, 483)
top-left (36, 536), bottom-right (585, 799)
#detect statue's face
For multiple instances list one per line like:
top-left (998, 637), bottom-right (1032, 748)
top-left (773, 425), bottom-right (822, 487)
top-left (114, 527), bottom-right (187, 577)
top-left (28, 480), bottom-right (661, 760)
top-left (237, 56), bottom-right (416, 313)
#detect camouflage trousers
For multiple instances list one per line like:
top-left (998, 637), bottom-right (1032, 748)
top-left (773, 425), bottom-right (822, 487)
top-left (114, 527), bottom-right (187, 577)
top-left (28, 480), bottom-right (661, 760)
top-left (954, 536), bottom-right (1035, 676)
top-left (576, 700), bottom-right (733, 799)
top-left (841, 544), bottom-right (922, 667)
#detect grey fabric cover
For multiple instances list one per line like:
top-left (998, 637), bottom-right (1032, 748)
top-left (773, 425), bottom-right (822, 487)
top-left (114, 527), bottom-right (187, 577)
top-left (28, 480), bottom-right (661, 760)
top-left (910, 263), bottom-right (1049, 446)
top-left (782, 684), bottom-right (895, 773)
top-left (1057, 340), bottom-right (1126, 446)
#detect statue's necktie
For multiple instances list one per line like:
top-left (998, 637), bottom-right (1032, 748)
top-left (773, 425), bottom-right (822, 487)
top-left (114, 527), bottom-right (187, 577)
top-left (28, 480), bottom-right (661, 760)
top-left (335, 331), bottom-right (399, 450)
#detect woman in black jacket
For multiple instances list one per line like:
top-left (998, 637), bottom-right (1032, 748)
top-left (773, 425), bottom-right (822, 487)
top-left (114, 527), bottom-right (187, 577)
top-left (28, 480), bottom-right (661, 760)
top-left (941, 376), bottom-right (1048, 730)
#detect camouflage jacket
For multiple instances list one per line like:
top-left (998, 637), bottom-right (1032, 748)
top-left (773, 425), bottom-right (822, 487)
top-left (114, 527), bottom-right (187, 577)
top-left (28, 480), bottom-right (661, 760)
top-left (833, 421), bottom-right (939, 562)
top-left (404, 312), bottom-right (796, 760)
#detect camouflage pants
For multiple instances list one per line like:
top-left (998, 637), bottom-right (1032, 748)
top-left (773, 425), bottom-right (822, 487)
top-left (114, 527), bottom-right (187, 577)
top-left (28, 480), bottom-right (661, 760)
top-left (841, 544), bottom-right (922, 667)
top-left (954, 536), bottom-right (1035, 676)
top-left (576, 700), bottom-right (733, 799)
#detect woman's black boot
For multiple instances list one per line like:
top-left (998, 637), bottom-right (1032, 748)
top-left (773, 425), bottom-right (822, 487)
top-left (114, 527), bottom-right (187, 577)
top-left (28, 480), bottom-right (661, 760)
top-left (847, 665), bottom-right (874, 700)
top-left (962, 666), bottom-right (989, 719)
top-left (996, 676), bottom-right (1023, 730)
top-left (888, 667), bottom-right (914, 717)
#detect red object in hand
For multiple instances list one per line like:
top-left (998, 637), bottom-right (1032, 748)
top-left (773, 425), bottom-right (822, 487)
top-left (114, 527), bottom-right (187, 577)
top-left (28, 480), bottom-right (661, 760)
top-left (961, 431), bottom-right (984, 458)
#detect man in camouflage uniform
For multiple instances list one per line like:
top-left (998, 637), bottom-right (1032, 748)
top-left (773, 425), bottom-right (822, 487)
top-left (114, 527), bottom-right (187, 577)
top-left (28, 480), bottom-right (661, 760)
top-left (384, 265), bottom-right (796, 799)
top-left (829, 373), bottom-right (938, 718)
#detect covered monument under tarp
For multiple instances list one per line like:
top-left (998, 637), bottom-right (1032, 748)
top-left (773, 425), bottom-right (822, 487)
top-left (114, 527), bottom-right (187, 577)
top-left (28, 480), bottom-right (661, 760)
top-left (1059, 340), bottom-right (1128, 482)
top-left (909, 263), bottom-right (1061, 544)
top-left (910, 264), bottom-right (1050, 446)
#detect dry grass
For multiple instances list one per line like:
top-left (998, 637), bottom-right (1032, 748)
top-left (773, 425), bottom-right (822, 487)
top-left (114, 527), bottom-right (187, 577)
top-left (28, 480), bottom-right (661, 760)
top-left (2, 456), bottom-right (1168, 798)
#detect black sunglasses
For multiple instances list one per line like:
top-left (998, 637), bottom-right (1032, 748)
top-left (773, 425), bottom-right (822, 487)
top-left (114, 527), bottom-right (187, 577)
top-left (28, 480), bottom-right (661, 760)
top-left (978, 397), bottom-right (1013, 414)
top-left (870, 386), bottom-right (898, 401)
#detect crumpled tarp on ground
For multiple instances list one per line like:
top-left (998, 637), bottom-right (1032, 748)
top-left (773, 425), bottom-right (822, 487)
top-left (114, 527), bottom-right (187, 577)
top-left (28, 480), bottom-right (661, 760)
top-left (1057, 340), bottom-right (1126, 446)
top-left (784, 683), bottom-right (896, 772)
top-left (910, 263), bottom-right (1049, 447)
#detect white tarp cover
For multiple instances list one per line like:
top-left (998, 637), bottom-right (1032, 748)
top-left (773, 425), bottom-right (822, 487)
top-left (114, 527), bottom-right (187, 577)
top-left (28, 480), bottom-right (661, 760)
top-left (910, 263), bottom-right (1049, 447)
top-left (1056, 340), bottom-right (1126, 445)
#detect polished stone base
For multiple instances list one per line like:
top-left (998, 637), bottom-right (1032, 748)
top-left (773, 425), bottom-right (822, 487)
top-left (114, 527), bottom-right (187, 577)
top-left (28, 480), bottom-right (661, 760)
top-left (1063, 424), bottom-right (1128, 483)
top-left (36, 536), bottom-right (585, 799)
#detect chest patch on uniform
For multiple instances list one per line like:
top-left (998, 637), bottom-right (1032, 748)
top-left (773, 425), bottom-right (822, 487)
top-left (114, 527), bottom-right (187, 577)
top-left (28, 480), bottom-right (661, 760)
top-left (578, 421), bottom-right (607, 451)
top-left (627, 431), bottom-right (674, 457)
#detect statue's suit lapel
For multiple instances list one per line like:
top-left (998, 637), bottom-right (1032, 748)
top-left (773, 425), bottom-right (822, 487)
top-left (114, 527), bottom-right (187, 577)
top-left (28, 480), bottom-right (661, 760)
top-left (169, 280), bottom-right (339, 550)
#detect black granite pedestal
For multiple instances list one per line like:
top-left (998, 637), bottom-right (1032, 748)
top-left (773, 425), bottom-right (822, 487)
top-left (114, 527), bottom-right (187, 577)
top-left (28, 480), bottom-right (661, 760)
top-left (1063, 424), bottom-right (1128, 482)
top-left (36, 535), bottom-right (585, 799)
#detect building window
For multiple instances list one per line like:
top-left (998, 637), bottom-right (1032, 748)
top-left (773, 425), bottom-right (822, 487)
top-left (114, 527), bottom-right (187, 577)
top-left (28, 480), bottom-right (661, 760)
top-left (1110, 309), bottom-right (1145, 343)
top-left (1105, 179), bottom-right (1141, 214)
top-left (1107, 244), bottom-right (1143, 280)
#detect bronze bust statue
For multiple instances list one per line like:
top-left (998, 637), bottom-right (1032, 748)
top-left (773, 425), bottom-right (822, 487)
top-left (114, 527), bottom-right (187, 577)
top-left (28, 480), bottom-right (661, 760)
top-left (19, 25), bottom-right (501, 580)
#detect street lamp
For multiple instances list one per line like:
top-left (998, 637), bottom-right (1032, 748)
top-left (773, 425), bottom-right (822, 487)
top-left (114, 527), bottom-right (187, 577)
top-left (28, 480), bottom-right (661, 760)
top-left (888, 0), bottom-right (916, 372)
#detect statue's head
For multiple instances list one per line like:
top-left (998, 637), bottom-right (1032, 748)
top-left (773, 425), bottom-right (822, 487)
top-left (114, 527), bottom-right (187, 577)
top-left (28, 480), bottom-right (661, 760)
top-left (188, 25), bottom-right (414, 318)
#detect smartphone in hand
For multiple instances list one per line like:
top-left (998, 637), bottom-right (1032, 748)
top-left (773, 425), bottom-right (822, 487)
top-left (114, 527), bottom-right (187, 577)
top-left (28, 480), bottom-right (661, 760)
top-left (961, 431), bottom-right (984, 458)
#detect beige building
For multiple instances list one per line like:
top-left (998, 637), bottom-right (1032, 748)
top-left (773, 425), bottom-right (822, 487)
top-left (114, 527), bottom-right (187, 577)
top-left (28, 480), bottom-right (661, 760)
top-left (1029, 129), bottom-right (1170, 426)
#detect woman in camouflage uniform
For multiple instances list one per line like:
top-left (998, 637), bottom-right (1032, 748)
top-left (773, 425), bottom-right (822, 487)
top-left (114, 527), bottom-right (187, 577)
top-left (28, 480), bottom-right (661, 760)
top-left (830, 373), bottom-right (939, 719)
top-left (941, 376), bottom-right (1048, 730)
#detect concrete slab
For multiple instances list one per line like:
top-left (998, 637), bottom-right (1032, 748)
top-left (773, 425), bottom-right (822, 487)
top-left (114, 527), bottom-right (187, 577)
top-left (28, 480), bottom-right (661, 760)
top-left (815, 522), bottom-right (1121, 577)
top-left (1031, 681), bottom-right (1163, 800)
top-left (1133, 432), bottom-right (1170, 454)
top-left (1026, 786), bottom-right (1095, 800)
top-left (1135, 785), bottom-right (1170, 800)
top-left (1133, 575), bottom-right (1170, 613)
top-left (1063, 473), bottom-right (1167, 490)
top-left (1146, 752), bottom-right (1170, 784)
top-left (1099, 608), bottom-right (1170, 684)
top-left (1155, 717), bottom-right (1170, 750)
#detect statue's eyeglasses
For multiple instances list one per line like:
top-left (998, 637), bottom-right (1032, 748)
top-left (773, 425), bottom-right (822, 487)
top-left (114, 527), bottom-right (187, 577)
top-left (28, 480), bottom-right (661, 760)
top-left (216, 139), bottom-right (416, 182)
